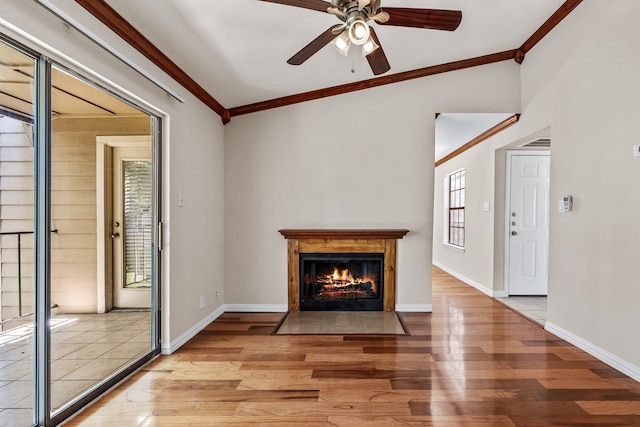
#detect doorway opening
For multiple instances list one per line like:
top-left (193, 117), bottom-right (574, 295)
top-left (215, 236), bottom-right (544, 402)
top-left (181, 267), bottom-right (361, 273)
top-left (97, 137), bottom-right (153, 310)
top-left (432, 114), bottom-right (550, 325)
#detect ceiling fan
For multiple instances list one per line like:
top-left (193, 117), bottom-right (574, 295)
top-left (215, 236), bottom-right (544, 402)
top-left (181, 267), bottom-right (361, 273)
top-left (259, 0), bottom-right (462, 75)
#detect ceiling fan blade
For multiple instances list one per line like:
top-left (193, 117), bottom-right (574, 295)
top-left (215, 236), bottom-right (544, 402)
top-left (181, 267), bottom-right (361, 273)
top-left (370, 10), bottom-right (390, 24)
top-left (258, 0), bottom-right (331, 13)
top-left (288, 25), bottom-right (343, 65)
top-left (378, 8), bottom-right (462, 31)
top-left (366, 27), bottom-right (390, 76)
top-left (327, 6), bottom-right (347, 20)
top-left (358, 0), bottom-right (371, 11)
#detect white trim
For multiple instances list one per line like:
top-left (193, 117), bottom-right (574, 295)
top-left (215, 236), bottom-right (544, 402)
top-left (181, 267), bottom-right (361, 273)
top-left (442, 242), bottom-right (465, 253)
top-left (161, 305), bottom-right (225, 354)
top-left (504, 150), bottom-right (551, 296)
top-left (433, 261), bottom-right (497, 297)
top-left (395, 304), bottom-right (432, 312)
top-left (96, 143), bottom-right (107, 314)
top-left (97, 135), bottom-right (151, 147)
top-left (545, 322), bottom-right (640, 383)
top-left (223, 304), bottom-right (288, 313)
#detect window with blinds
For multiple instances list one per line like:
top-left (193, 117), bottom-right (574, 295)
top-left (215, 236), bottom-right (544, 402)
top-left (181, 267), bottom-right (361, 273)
top-left (123, 160), bottom-right (152, 288)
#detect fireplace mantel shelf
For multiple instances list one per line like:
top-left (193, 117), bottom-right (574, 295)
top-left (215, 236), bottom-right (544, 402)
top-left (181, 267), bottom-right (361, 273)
top-left (279, 229), bottom-right (409, 240)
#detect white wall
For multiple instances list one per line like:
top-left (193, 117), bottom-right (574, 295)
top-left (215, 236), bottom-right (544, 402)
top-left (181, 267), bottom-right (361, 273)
top-left (224, 63), bottom-right (520, 311)
top-left (0, 0), bottom-right (226, 352)
top-left (433, 1), bottom-right (640, 379)
top-left (520, 1), bottom-right (640, 376)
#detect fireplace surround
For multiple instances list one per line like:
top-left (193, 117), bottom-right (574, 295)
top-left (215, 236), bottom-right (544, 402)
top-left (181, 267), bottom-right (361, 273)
top-left (279, 229), bottom-right (409, 312)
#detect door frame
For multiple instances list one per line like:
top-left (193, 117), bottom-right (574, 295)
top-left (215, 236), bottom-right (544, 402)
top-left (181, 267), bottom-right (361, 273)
top-left (504, 149), bottom-right (550, 296)
top-left (96, 135), bottom-right (152, 312)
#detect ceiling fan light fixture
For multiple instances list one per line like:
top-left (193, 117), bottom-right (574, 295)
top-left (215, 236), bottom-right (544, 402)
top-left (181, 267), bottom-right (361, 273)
top-left (361, 35), bottom-right (379, 56)
top-left (331, 30), bottom-right (351, 56)
top-left (348, 19), bottom-right (370, 45)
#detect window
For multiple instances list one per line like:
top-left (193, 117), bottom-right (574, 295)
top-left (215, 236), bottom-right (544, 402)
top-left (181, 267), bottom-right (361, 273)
top-left (447, 169), bottom-right (465, 247)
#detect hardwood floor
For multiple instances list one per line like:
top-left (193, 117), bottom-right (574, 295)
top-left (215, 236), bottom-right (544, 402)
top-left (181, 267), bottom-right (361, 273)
top-left (66, 267), bottom-right (640, 426)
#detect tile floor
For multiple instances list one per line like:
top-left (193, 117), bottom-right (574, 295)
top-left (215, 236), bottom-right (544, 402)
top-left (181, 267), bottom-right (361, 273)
top-left (0, 311), bottom-right (151, 427)
top-left (495, 295), bottom-right (547, 325)
top-left (275, 311), bottom-right (407, 335)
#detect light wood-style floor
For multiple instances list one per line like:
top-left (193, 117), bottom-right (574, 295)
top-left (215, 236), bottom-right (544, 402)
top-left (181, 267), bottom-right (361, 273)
top-left (66, 267), bottom-right (640, 426)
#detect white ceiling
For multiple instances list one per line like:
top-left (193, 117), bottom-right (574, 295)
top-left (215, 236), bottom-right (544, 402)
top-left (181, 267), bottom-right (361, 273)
top-left (102, 0), bottom-right (565, 108)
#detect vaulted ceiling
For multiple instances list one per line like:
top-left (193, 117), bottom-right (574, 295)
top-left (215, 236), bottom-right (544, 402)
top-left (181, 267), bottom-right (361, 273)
top-left (74, 0), bottom-right (581, 123)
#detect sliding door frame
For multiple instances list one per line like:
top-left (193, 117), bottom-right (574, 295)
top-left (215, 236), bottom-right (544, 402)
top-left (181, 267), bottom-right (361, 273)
top-left (34, 54), bottom-right (52, 427)
top-left (0, 34), bottom-right (162, 427)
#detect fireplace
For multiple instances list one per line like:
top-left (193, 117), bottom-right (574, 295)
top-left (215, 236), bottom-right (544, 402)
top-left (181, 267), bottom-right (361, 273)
top-left (300, 253), bottom-right (384, 311)
top-left (279, 229), bottom-right (409, 312)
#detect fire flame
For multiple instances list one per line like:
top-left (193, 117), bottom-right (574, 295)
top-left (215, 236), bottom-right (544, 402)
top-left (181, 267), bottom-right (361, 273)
top-left (318, 266), bottom-right (376, 293)
top-left (332, 267), bottom-right (351, 282)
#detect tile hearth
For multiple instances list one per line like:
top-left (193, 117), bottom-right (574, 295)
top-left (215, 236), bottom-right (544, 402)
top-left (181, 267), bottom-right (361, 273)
top-left (275, 311), bottom-right (407, 335)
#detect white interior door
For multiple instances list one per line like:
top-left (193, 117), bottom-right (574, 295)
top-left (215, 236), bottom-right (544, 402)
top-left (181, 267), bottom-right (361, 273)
top-left (112, 146), bottom-right (152, 308)
top-left (507, 152), bottom-right (550, 295)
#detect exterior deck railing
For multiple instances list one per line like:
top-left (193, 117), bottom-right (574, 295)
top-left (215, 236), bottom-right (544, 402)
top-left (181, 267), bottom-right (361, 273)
top-left (0, 229), bottom-right (57, 323)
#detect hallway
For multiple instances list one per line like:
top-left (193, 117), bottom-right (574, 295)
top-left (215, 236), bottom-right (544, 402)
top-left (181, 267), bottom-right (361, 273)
top-left (66, 267), bottom-right (640, 426)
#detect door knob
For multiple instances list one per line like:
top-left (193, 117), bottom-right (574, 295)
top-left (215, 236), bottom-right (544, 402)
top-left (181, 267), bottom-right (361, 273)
top-left (111, 232), bottom-right (120, 239)
top-left (511, 231), bottom-right (518, 236)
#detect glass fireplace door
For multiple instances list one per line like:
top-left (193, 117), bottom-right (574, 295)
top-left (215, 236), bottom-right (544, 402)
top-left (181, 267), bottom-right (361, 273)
top-left (300, 253), bottom-right (384, 311)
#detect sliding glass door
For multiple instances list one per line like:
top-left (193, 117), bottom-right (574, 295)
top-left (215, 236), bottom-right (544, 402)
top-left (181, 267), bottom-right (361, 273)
top-left (0, 39), bottom-right (37, 427)
top-left (0, 36), bottom-right (161, 426)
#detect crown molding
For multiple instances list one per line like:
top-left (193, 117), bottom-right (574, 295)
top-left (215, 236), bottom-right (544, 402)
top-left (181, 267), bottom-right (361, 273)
top-left (229, 50), bottom-right (518, 118)
top-left (435, 114), bottom-right (520, 167)
top-left (515, 0), bottom-right (583, 64)
top-left (74, 0), bottom-right (228, 121)
top-left (75, 0), bottom-right (582, 124)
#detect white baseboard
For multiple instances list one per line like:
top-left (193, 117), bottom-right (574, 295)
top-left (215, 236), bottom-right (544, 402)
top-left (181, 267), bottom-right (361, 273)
top-left (433, 261), bottom-right (497, 297)
top-left (395, 304), bottom-right (432, 312)
top-left (545, 321), bottom-right (640, 383)
top-left (223, 304), bottom-right (288, 313)
top-left (161, 305), bottom-right (225, 355)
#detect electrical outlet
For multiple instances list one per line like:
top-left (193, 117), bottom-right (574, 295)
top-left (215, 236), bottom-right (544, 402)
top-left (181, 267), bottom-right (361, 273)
top-left (199, 295), bottom-right (205, 309)
top-left (215, 291), bottom-right (219, 300)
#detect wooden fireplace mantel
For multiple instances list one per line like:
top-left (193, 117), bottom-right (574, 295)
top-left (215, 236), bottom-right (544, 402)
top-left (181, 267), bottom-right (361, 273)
top-left (279, 229), bottom-right (409, 240)
top-left (279, 229), bottom-right (409, 312)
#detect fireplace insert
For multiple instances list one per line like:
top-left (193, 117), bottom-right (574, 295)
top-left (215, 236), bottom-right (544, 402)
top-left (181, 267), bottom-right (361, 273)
top-left (299, 253), bottom-right (384, 311)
